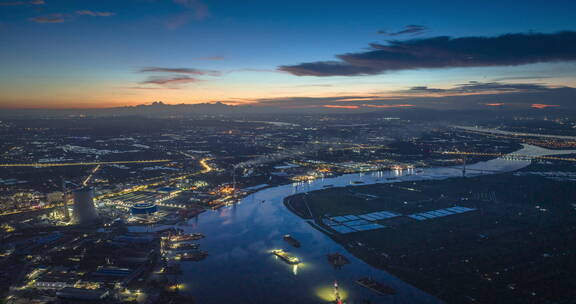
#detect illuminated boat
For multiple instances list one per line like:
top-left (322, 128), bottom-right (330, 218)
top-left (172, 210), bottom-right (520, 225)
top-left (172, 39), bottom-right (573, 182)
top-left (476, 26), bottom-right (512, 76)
top-left (271, 249), bottom-right (300, 265)
top-left (175, 250), bottom-right (208, 261)
top-left (356, 277), bottom-right (396, 295)
top-left (170, 233), bottom-right (204, 242)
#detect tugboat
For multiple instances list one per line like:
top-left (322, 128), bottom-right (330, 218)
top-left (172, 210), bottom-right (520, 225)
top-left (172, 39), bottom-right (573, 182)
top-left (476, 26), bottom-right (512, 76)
top-left (356, 277), bottom-right (396, 295)
top-left (283, 234), bottom-right (301, 248)
top-left (327, 253), bottom-right (350, 269)
top-left (333, 281), bottom-right (344, 304)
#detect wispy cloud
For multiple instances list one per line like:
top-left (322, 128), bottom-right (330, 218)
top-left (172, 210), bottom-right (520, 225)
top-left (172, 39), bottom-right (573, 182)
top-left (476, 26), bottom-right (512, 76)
top-left (401, 81), bottom-right (555, 95)
top-left (140, 67), bottom-right (220, 76)
top-left (485, 103), bottom-right (505, 106)
top-left (167, 0), bottom-right (210, 29)
top-left (531, 104), bottom-right (559, 109)
top-left (123, 86), bottom-right (180, 90)
top-left (140, 76), bottom-right (201, 86)
top-left (492, 75), bottom-right (555, 81)
top-left (0, 0), bottom-right (43, 6)
top-left (29, 14), bottom-right (65, 24)
top-left (279, 31), bottom-right (576, 76)
top-left (76, 10), bottom-right (116, 17)
top-left (378, 25), bottom-right (428, 36)
top-left (323, 105), bottom-right (360, 109)
top-left (246, 81), bottom-right (575, 110)
top-left (363, 104), bottom-right (414, 108)
top-left (173, 0), bottom-right (210, 19)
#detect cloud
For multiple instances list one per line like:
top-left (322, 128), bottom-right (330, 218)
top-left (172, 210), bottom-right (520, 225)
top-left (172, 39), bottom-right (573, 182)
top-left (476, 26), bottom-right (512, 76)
top-left (29, 14), bottom-right (65, 23)
top-left (279, 31), bottom-right (576, 77)
top-left (531, 104), bottom-right (559, 109)
top-left (323, 105), bottom-right (360, 109)
top-left (402, 81), bottom-right (554, 95)
top-left (76, 10), bottom-right (116, 17)
top-left (173, 0), bottom-right (210, 19)
top-left (167, 0), bottom-right (210, 29)
top-left (492, 75), bottom-right (555, 81)
top-left (485, 103), bottom-right (505, 106)
top-left (378, 25), bottom-right (428, 36)
top-left (363, 104), bottom-right (414, 108)
top-left (140, 76), bottom-right (201, 86)
top-left (245, 81), bottom-right (575, 110)
top-left (140, 67), bottom-right (220, 76)
top-left (0, 0), bottom-right (43, 6)
top-left (123, 86), bottom-right (180, 90)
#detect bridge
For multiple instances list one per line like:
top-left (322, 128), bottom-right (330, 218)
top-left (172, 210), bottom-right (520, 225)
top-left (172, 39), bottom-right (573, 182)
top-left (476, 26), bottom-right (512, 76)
top-left (436, 151), bottom-right (576, 162)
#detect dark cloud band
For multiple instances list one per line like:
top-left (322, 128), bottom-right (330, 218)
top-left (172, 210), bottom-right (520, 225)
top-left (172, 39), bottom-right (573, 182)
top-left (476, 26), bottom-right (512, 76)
top-left (140, 67), bottom-right (220, 76)
top-left (279, 31), bottom-right (576, 76)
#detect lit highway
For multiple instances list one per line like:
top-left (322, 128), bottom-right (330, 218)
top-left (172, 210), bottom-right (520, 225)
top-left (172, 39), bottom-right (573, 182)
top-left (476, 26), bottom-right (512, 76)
top-left (0, 159), bottom-right (172, 167)
top-left (95, 158), bottom-right (213, 200)
top-left (82, 165), bottom-right (101, 186)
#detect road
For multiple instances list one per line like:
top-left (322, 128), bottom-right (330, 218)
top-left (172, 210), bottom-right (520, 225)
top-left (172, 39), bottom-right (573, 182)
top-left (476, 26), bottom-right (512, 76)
top-left (0, 159), bottom-right (171, 167)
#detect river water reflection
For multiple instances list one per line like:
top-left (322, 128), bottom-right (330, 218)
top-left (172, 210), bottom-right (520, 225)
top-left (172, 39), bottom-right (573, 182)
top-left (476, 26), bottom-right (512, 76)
top-left (139, 145), bottom-right (576, 303)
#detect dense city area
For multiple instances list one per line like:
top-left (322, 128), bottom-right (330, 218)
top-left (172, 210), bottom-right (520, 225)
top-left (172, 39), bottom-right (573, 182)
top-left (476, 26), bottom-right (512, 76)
top-left (1, 111), bottom-right (576, 304)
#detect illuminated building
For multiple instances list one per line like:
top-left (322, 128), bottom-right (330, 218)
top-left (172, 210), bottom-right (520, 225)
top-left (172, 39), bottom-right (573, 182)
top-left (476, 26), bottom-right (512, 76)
top-left (130, 202), bottom-right (158, 216)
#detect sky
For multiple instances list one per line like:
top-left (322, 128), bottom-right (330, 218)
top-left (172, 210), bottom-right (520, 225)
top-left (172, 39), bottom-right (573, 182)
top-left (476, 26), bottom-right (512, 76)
top-left (0, 0), bottom-right (575, 110)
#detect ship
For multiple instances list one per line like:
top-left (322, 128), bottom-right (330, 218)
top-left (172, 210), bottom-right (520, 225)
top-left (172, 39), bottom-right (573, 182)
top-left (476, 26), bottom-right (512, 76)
top-left (327, 253), bottom-right (350, 268)
top-left (271, 249), bottom-right (300, 265)
top-left (283, 234), bottom-right (301, 248)
top-left (352, 181), bottom-right (364, 184)
top-left (323, 184), bottom-right (334, 188)
top-left (356, 277), bottom-right (396, 295)
top-left (170, 233), bottom-right (204, 242)
top-left (175, 250), bottom-right (208, 261)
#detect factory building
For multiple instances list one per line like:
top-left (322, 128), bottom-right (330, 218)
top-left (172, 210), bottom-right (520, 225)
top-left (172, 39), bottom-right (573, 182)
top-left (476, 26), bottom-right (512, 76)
top-left (72, 187), bottom-right (99, 224)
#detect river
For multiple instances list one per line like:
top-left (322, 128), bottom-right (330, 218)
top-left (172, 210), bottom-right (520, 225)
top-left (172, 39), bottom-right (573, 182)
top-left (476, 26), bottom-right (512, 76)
top-left (138, 144), bottom-right (576, 304)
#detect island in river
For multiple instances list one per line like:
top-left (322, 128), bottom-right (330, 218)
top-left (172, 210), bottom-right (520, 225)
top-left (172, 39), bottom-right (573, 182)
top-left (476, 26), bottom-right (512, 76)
top-left (285, 166), bottom-right (576, 303)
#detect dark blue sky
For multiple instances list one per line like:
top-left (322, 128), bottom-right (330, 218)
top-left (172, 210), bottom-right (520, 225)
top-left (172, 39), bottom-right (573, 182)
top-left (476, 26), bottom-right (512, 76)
top-left (1, 0), bottom-right (575, 109)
